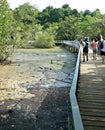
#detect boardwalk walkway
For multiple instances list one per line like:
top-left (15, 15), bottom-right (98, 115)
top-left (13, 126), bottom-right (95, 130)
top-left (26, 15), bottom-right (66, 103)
top-left (77, 46), bottom-right (105, 130)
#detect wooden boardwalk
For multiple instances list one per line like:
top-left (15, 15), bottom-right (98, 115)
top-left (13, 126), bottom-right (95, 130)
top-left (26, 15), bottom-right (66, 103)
top-left (77, 47), bottom-right (105, 130)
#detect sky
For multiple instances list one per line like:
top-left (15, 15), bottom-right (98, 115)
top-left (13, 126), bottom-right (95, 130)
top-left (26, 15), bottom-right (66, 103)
top-left (7, 0), bottom-right (105, 14)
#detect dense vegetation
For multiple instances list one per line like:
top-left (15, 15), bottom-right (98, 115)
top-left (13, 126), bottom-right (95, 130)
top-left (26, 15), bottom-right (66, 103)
top-left (0, 0), bottom-right (105, 61)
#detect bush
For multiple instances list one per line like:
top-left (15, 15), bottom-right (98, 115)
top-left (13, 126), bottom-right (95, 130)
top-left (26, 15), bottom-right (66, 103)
top-left (33, 31), bottom-right (55, 48)
top-left (0, 43), bottom-right (12, 61)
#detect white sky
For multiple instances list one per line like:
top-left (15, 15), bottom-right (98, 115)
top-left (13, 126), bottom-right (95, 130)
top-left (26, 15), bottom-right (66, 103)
top-left (7, 0), bottom-right (105, 14)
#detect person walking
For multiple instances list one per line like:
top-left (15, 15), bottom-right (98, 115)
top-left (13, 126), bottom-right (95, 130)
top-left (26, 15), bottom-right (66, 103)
top-left (82, 37), bottom-right (89, 62)
top-left (92, 39), bottom-right (98, 60)
top-left (100, 34), bottom-right (105, 63)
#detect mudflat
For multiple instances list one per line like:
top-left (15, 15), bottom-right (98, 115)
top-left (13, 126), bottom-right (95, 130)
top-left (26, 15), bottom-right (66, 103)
top-left (0, 47), bottom-right (76, 130)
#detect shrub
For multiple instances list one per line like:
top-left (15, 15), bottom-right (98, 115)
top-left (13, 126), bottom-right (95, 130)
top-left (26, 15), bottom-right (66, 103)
top-left (34, 31), bottom-right (55, 48)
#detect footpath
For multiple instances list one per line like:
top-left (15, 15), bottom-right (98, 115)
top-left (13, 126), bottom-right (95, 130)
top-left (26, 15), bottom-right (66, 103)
top-left (77, 45), bottom-right (105, 130)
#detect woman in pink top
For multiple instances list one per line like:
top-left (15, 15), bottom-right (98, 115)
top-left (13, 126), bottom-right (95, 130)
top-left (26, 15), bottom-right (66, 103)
top-left (92, 39), bottom-right (98, 60)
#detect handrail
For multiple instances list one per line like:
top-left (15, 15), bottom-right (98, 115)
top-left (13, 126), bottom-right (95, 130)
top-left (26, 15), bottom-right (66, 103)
top-left (60, 40), bottom-right (84, 130)
top-left (55, 40), bottom-right (80, 49)
top-left (56, 40), bottom-right (84, 130)
top-left (69, 47), bottom-right (84, 130)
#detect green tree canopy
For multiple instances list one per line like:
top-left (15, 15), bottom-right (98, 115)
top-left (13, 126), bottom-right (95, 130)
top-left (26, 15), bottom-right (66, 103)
top-left (0, 0), bottom-right (12, 61)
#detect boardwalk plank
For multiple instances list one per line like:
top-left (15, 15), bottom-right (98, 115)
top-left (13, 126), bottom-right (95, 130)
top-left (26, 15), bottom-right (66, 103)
top-left (83, 120), bottom-right (105, 127)
top-left (84, 126), bottom-right (105, 130)
top-left (77, 49), bottom-right (105, 130)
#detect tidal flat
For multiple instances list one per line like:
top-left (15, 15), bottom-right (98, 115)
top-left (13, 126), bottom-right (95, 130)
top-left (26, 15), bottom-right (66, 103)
top-left (0, 47), bottom-right (77, 130)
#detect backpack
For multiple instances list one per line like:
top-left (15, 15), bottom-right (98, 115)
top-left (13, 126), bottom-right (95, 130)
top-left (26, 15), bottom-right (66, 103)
top-left (85, 41), bottom-right (88, 48)
top-left (100, 41), bottom-right (103, 49)
top-left (83, 41), bottom-right (88, 52)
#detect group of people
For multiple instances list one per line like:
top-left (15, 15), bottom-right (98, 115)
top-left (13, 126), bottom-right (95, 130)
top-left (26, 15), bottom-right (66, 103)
top-left (80, 35), bottom-right (105, 63)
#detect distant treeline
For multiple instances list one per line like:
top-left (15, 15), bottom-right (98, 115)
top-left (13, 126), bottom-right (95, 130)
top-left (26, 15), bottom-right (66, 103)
top-left (0, 1), bottom-right (105, 61)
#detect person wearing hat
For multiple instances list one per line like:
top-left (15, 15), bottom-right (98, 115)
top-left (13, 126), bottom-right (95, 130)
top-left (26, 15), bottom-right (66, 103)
top-left (81, 37), bottom-right (89, 62)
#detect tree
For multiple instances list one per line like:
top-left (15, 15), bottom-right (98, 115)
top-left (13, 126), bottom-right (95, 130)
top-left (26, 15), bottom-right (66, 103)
top-left (91, 9), bottom-right (101, 17)
top-left (56, 16), bottom-right (81, 40)
top-left (72, 9), bottom-right (79, 17)
top-left (83, 9), bottom-right (92, 17)
top-left (13, 3), bottom-right (39, 24)
top-left (12, 3), bottom-right (40, 48)
top-left (0, 0), bottom-right (12, 61)
top-left (62, 4), bottom-right (72, 18)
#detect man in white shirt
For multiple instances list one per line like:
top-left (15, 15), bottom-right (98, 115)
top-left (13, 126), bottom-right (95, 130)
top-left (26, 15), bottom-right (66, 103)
top-left (100, 34), bottom-right (105, 63)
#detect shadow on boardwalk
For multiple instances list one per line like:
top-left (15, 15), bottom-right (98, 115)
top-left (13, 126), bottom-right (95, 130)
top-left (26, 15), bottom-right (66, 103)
top-left (77, 46), bottom-right (105, 130)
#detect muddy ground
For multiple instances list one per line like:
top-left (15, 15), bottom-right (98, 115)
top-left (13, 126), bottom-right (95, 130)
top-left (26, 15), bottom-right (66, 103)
top-left (0, 47), bottom-right (77, 130)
